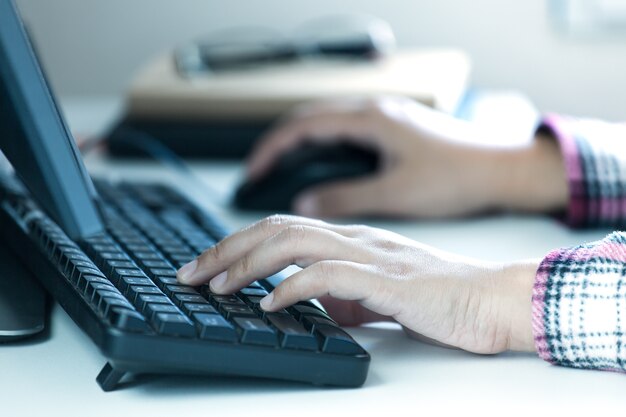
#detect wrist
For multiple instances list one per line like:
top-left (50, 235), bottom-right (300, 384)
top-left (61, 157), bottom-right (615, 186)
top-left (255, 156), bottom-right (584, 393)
top-left (494, 259), bottom-right (540, 352)
top-left (494, 134), bottom-right (568, 213)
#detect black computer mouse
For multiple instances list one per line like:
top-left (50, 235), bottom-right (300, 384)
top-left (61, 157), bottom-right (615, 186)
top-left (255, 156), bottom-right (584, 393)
top-left (234, 142), bottom-right (380, 212)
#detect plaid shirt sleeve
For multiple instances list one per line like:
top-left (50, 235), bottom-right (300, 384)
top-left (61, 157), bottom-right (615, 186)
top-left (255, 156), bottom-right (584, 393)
top-left (532, 115), bottom-right (626, 371)
top-left (538, 114), bottom-right (626, 228)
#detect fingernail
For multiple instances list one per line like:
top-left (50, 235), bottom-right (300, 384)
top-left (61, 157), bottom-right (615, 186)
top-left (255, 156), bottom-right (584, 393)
top-left (177, 259), bottom-right (198, 283)
top-left (294, 194), bottom-right (317, 216)
top-left (260, 292), bottom-right (274, 311)
top-left (209, 271), bottom-right (228, 292)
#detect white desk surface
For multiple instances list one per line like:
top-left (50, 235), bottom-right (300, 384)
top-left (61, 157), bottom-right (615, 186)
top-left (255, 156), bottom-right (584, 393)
top-left (2, 98), bottom-right (625, 416)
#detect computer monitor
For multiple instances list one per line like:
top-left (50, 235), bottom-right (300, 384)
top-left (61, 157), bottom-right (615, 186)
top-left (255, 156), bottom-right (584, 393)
top-left (0, 0), bottom-right (103, 240)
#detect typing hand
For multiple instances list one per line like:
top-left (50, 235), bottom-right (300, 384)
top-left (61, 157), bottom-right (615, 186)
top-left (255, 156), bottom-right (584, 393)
top-left (245, 97), bottom-right (567, 219)
top-left (177, 215), bottom-right (538, 354)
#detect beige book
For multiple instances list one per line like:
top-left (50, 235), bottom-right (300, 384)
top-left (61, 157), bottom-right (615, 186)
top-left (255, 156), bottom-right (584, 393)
top-left (126, 49), bottom-right (471, 122)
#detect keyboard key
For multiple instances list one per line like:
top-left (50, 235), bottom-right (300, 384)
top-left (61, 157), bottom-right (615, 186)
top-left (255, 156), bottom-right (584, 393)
top-left (115, 268), bottom-right (147, 278)
top-left (291, 305), bottom-right (334, 322)
top-left (243, 296), bottom-right (289, 317)
top-left (87, 283), bottom-right (119, 301)
top-left (152, 237), bottom-right (183, 247)
top-left (208, 294), bottom-right (242, 306)
top-left (161, 245), bottom-right (194, 255)
top-left (172, 293), bottom-right (206, 306)
top-left (317, 325), bottom-right (363, 355)
top-left (146, 230), bottom-right (176, 240)
top-left (153, 276), bottom-right (179, 288)
top-left (170, 254), bottom-right (196, 264)
top-left (142, 260), bottom-right (171, 268)
top-left (117, 237), bottom-right (146, 246)
top-left (53, 245), bottom-right (82, 263)
top-left (194, 313), bottom-right (237, 342)
top-left (240, 287), bottom-right (268, 297)
top-left (150, 268), bottom-right (177, 277)
top-left (266, 314), bottom-right (318, 351)
top-left (93, 289), bottom-right (127, 307)
top-left (128, 285), bottom-right (163, 302)
top-left (73, 266), bottom-right (105, 285)
top-left (183, 303), bottom-right (217, 315)
top-left (61, 251), bottom-right (91, 262)
top-left (125, 244), bottom-right (153, 253)
top-left (108, 308), bottom-right (150, 333)
top-left (91, 244), bottom-right (119, 253)
top-left (111, 269), bottom-right (144, 286)
top-left (62, 253), bottom-right (93, 266)
top-left (99, 252), bottom-right (130, 261)
top-left (135, 252), bottom-right (162, 261)
top-left (66, 262), bottom-right (96, 284)
top-left (60, 253), bottom-right (91, 270)
top-left (130, 285), bottom-right (162, 294)
top-left (118, 276), bottom-right (153, 292)
top-left (302, 315), bottom-right (337, 332)
top-left (77, 274), bottom-right (111, 292)
top-left (241, 295), bottom-right (264, 307)
top-left (84, 235), bottom-right (116, 246)
top-left (103, 260), bottom-right (135, 275)
top-left (165, 285), bottom-right (199, 296)
top-left (136, 294), bottom-right (172, 311)
top-left (234, 317), bottom-right (276, 346)
top-left (58, 250), bottom-right (85, 266)
top-left (60, 246), bottom-right (85, 255)
top-left (99, 297), bottom-right (134, 317)
top-left (65, 260), bottom-right (96, 279)
top-left (187, 235), bottom-right (215, 245)
top-left (76, 265), bottom-right (105, 277)
top-left (220, 304), bottom-right (255, 319)
top-left (144, 303), bottom-right (182, 320)
top-left (153, 313), bottom-right (195, 337)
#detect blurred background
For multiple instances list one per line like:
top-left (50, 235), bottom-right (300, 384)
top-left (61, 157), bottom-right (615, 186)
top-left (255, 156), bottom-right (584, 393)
top-left (17, 0), bottom-right (626, 120)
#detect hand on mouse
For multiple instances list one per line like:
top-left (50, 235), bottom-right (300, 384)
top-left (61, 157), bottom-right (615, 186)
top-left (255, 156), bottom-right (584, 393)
top-left (246, 97), bottom-right (567, 218)
top-left (177, 215), bottom-right (538, 354)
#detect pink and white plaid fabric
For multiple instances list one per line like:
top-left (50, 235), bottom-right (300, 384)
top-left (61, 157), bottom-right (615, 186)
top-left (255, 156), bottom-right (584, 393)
top-left (532, 115), bottom-right (626, 371)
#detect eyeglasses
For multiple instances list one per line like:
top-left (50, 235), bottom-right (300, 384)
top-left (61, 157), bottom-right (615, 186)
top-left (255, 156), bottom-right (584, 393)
top-left (174, 14), bottom-right (396, 77)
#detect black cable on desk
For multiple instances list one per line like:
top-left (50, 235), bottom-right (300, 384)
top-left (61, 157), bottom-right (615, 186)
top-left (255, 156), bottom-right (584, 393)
top-left (80, 127), bottom-right (227, 208)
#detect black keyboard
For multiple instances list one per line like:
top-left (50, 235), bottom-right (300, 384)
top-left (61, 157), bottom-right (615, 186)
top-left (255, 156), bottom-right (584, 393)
top-left (0, 177), bottom-right (370, 391)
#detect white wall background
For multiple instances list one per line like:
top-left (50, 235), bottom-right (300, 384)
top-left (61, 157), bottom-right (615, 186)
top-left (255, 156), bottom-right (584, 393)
top-left (16, 0), bottom-right (626, 120)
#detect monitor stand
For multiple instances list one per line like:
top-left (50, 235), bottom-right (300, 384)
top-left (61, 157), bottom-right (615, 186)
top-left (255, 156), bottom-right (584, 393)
top-left (0, 241), bottom-right (46, 342)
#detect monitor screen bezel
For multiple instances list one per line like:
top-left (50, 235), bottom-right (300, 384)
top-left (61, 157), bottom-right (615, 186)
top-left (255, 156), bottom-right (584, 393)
top-left (0, 0), bottom-right (103, 240)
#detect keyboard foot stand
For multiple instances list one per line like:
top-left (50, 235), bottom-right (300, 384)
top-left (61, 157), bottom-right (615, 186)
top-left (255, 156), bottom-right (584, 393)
top-left (96, 362), bottom-right (128, 392)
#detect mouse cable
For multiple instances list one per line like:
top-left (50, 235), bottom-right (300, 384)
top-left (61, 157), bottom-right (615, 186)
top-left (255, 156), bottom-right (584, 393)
top-left (78, 128), bottom-right (228, 208)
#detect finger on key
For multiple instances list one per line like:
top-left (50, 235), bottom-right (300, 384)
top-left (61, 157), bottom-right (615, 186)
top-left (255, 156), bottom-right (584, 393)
top-left (260, 261), bottom-right (380, 312)
top-left (178, 215), bottom-right (344, 285)
top-left (210, 226), bottom-right (363, 294)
